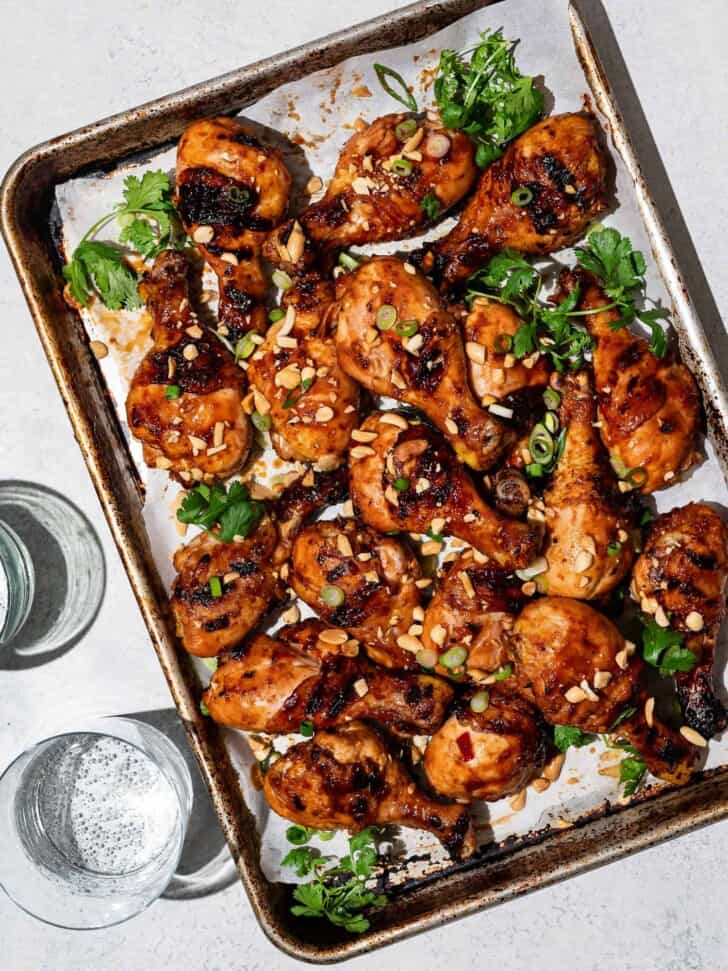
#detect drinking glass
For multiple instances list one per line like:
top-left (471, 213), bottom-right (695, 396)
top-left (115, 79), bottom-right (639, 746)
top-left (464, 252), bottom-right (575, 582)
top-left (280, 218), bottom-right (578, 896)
top-left (0, 717), bottom-right (193, 928)
top-left (0, 481), bottom-right (105, 655)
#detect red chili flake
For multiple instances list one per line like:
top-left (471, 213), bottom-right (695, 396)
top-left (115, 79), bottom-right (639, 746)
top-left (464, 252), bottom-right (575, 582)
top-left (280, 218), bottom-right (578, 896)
top-left (456, 731), bottom-right (474, 762)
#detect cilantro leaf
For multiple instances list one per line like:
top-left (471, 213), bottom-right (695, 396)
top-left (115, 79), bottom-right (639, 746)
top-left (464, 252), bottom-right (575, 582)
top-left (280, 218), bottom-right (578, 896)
top-left (553, 725), bottom-right (596, 752)
top-left (641, 618), bottom-right (696, 676)
top-left (118, 218), bottom-right (161, 261)
top-left (420, 192), bottom-right (441, 221)
top-left (575, 226), bottom-right (671, 358)
top-left (434, 29), bottom-right (543, 165)
top-left (619, 755), bottom-right (647, 797)
top-left (177, 480), bottom-right (264, 542)
top-left (120, 170), bottom-right (172, 211)
top-left (282, 846), bottom-right (321, 877)
top-left (63, 240), bottom-right (142, 311)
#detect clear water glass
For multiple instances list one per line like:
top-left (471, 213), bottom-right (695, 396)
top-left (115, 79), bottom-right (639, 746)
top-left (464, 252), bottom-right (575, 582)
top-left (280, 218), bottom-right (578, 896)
top-left (0, 481), bottom-right (105, 654)
top-left (0, 718), bottom-right (193, 928)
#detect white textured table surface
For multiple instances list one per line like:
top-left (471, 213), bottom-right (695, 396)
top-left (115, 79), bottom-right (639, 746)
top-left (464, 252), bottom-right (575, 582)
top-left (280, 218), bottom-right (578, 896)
top-left (2, 1), bottom-right (727, 968)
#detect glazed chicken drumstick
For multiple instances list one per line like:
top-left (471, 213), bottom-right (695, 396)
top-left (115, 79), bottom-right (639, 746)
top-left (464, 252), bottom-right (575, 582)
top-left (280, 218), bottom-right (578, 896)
top-left (290, 518), bottom-right (423, 669)
top-left (203, 620), bottom-right (453, 736)
top-left (334, 256), bottom-right (514, 470)
top-left (126, 250), bottom-right (250, 481)
top-left (296, 112), bottom-right (477, 248)
top-left (171, 466), bottom-right (347, 656)
top-left (424, 690), bottom-right (549, 802)
top-left (432, 111), bottom-right (609, 289)
top-left (562, 270), bottom-right (701, 492)
top-left (176, 116), bottom-right (291, 340)
top-left (539, 371), bottom-right (636, 599)
top-left (512, 596), bottom-right (700, 785)
top-left (349, 411), bottom-right (543, 571)
top-left (632, 502), bottom-right (728, 739)
top-left (421, 548), bottom-right (526, 679)
top-left (264, 721), bottom-right (476, 859)
top-left (247, 231), bottom-right (360, 467)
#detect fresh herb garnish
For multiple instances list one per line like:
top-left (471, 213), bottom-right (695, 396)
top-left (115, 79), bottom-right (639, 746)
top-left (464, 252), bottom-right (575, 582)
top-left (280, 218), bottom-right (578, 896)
top-left (420, 192), bottom-right (441, 221)
top-left (609, 706), bottom-right (637, 731)
top-left (177, 480), bottom-right (264, 543)
top-left (434, 29), bottom-right (543, 167)
top-left (553, 725), bottom-right (596, 752)
top-left (612, 741), bottom-right (648, 797)
top-left (641, 618), bottom-right (696, 677)
top-left (575, 227), bottom-right (670, 356)
top-left (299, 720), bottom-right (315, 738)
top-left (492, 663), bottom-right (513, 682)
top-left (466, 250), bottom-right (593, 372)
top-left (373, 63), bottom-right (418, 112)
top-left (63, 169), bottom-right (184, 310)
top-left (282, 826), bottom-right (387, 934)
top-left (283, 376), bottom-right (314, 409)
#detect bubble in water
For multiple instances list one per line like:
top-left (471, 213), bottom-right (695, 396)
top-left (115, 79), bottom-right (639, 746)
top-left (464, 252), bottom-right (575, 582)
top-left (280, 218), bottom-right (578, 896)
top-left (30, 735), bottom-right (181, 877)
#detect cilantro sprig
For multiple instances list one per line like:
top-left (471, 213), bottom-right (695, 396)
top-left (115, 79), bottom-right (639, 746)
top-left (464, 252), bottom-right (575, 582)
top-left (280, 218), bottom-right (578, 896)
top-left (575, 227), bottom-right (669, 356)
top-left (641, 618), bottom-right (696, 677)
top-left (553, 725), bottom-right (595, 752)
top-left (466, 250), bottom-right (594, 371)
top-left (282, 826), bottom-right (387, 934)
top-left (466, 226), bottom-right (672, 369)
top-left (434, 29), bottom-right (543, 167)
top-left (63, 170), bottom-right (184, 310)
top-left (177, 481), bottom-right (264, 543)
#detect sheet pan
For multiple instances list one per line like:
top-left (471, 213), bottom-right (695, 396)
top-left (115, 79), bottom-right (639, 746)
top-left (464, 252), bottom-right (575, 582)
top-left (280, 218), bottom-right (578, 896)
top-left (3, 0), bottom-right (728, 960)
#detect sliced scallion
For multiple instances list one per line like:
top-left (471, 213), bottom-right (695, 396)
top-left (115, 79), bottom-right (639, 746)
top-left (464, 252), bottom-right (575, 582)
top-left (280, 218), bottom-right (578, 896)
top-left (320, 584), bottom-right (345, 608)
top-left (543, 411), bottom-right (559, 435)
top-left (251, 411), bottom-right (271, 432)
top-left (511, 186), bottom-right (534, 206)
top-left (493, 333), bottom-right (513, 354)
top-left (396, 319), bottom-right (418, 338)
top-left (529, 423), bottom-right (554, 465)
top-left (165, 385), bottom-right (181, 399)
top-left (543, 387), bottom-right (561, 411)
top-left (376, 304), bottom-right (398, 330)
top-left (391, 158), bottom-right (413, 176)
top-left (209, 576), bottom-right (223, 598)
top-left (272, 269), bottom-right (293, 291)
top-left (269, 307), bottom-right (285, 323)
top-left (395, 118), bottom-right (418, 142)
top-left (338, 252), bottom-right (360, 271)
top-left (440, 644), bottom-right (468, 669)
top-left (394, 477), bottom-right (409, 492)
top-left (469, 690), bottom-right (490, 713)
top-left (235, 331), bottom-right (257, 360)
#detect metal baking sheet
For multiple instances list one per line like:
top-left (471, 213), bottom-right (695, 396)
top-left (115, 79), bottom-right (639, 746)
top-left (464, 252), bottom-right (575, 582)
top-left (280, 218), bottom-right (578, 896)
top-left (3, 0), bottom-right (728, 960)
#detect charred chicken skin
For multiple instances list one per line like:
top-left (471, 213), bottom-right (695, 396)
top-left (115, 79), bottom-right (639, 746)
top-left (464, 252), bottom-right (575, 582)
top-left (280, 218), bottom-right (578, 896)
top-left (298, 112), bottom-right (477, 248)
top-left (632, 502), bottom-right (728, 738)
top-left (540, 371), bottom-right (636, 599)
top-left (564, 270), bottom-right (701, 493)
top-left (348, 411), bottom-right (543, 571)
top-left (263, 721), bottom-right (476, 859)
top-left (126, 250), bottom-right (250, 482)
top-left (334, 256), bottom-right (513, 470)
top-left (176, 116), bottom-right (291, 340)
top-left (433, 112), bottom-right (609, 289)
top-left (512, 596), bottom-right (698, 785)
top-left (421, 548), bottom-right (526, 678)
top-left (290, 518), bottom-right (422, 669)
top-left (171, 467), bottom-right (347, 656)
top-left (424, 691), bottom-right (549, 802)
top-left (203, 620), bottom-right (453, 736)
top-left (462, 296), bottom-right (551, 402)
